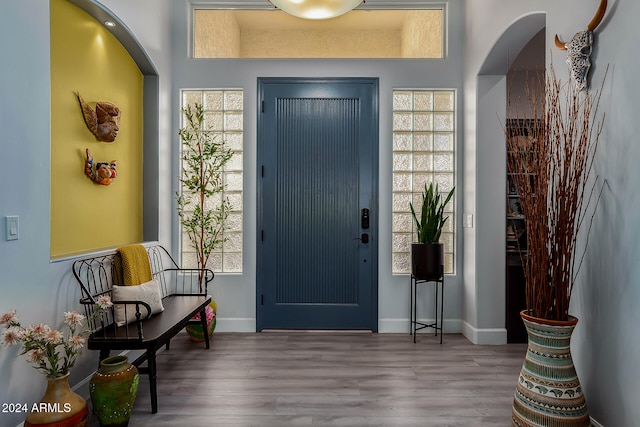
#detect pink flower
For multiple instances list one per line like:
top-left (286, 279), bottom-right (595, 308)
top-left (0, 310), bottom-right (18, 326)
top-left (192, 305), bottom-right (215, 323)
top-left (44, 329), bottom-right (63, 345)
top-left (96, 295), bottom-right (113, 309)
top-left (68, 335), bottom-right (85, 350)
top-left (1, 306), bottom-right (110, 377)
top-left (28, 349), bottom-right (44, 363)
top-left (2, 327), bottom-right (22, 346)
top-left (63, 311), bottom-right (85, 327)
top-left (28, 323), bottom-right (51, 339)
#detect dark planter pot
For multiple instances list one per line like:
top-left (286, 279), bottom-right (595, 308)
top-left (411, 243), bottom-right (444, 281)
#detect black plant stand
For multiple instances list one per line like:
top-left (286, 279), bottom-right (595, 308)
top-left (409, 266), bottom-right (444, 344)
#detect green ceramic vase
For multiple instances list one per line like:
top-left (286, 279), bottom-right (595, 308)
top-left (89, 356), bottom-right (139, 427)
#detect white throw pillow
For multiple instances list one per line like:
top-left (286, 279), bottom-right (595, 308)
top-left (112, 279), bottom-right (165, 327)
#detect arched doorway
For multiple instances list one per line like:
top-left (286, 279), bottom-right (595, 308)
top-left (474, 12), bottom-right (546, 343)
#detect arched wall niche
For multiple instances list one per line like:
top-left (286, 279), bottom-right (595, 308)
top-left (68, 0), bottom-right (160, 243)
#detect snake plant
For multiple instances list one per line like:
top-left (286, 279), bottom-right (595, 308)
top-left (409, 182), bottom-right (455, 244)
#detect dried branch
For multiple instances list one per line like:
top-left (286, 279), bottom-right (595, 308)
top-left (504, 64), bottom-right (605, 321)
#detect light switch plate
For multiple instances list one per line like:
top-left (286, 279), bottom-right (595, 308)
top-left (463, 213), bottom-right (474, 228)
top-left (5, 215), bottom-right (19, 241)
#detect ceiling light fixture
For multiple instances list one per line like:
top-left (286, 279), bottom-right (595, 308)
top-left (269, 0), bottom-right (364, 20)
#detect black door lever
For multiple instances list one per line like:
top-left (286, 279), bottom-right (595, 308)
top-left (354, 233), bottom-right (369, 244)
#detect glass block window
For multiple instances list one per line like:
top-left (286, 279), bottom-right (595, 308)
top-left (392, 90), bottom-right (456, 275)
top-left (180, 89), bottom-right (243, 273)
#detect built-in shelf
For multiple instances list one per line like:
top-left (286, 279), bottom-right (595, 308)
top-left (505, 122), bottom-right (531, 344)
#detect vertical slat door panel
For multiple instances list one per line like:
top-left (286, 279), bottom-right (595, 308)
top-left (275, 97), bottom-right (359, 305)
top-left (258, 78), bottom-right (378, 330)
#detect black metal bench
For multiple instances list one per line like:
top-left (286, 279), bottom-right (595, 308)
top-left (72, 244), bottom-right (213, 414)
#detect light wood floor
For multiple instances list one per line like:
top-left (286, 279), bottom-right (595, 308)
top-left (89, 331), bottom-right (526, 426)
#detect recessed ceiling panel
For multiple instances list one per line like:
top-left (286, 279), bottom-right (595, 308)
top-left (194, 9), bottom-right (443, 58)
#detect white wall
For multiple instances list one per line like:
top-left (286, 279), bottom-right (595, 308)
top-left (2, 0), bottom-right (636, 426)
top-left (0, 3), bottom-right (464, 424)
top-left (573, 0), bottom-right (640, 423)
top-left (0, 1), bottom-right (175, 426)
top-left (0, 3), bottom-right (79, 427)
top-left (464, 0), bottom-right (640, 425)
top-left (161, 0), bottom-right (467, 333)
top-left (462, 9), bottom-right (546, 344)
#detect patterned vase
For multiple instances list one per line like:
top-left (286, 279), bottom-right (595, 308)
top-left (512, 310), bottom-right (591, 427)
top-left (24, 372), bottom-right (89, 427)
top-left (89, 356), bottom-right (139, 427)
top-left (186, 303), bottom-right (216, 342)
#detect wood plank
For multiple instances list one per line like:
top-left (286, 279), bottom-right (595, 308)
top-left (88, 332), bottom-right (527, 426)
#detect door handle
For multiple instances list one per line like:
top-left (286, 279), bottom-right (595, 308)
top-left (354, 233), bottom-right (369, 244)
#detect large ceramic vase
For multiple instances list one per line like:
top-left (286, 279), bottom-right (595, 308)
top-left (512, 310), bottom-right (590, 427)
top-left (411, 243), bottom-right (443, 281)
top-left (24, 372), bottom-right (89, 427)
top-left (89, 356), bottom-right (139, 427)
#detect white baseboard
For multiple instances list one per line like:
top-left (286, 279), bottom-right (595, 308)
top-left (378, 318), bottom-right (462, 334)
top-left (205, 318), bottom-right (510, 346)
top-left (461, 320), bottom-right (507, 345)
top-left (216, 317), bottom-right (465, 334)
top-left (71, 371), bottom-right (93, 400)
top-left (215, 317), bottom-right (256, 332)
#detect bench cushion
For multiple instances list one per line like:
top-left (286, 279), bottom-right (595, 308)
top-left (112, 279), bottom-right (165, 326)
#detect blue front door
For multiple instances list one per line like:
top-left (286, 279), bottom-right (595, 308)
top-left (257, 78), bottom-right (378, 330)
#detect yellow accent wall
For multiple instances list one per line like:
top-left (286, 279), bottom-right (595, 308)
top-left (50, 0), bottom-right (143, 258)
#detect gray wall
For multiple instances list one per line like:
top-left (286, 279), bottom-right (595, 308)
top-left (0, 2), bottom-right (175, 426)
top-left (464, 0), bottom-right (640, 425)
top-left (1, 0), bottom-right (637, 425)
top-left (0, 2), bottom-right (87, 426)
top-left (573, 0), bottom-right (640, 423)
top-left (163, 0), bottom-right (467, 333)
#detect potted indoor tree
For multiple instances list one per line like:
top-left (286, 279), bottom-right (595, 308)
top-left (177, 102), bottom-right (233, 341)
top-left (409, 182), bottom-right (455, 281)
top-left (505, 64), bottom-right (605, 427)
